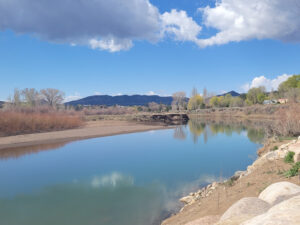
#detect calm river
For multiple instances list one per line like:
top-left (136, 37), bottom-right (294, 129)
top-left (0, 120), bottom-right (264, 225)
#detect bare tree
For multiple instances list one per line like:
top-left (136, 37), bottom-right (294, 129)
top-left (203, 88), bottom-right (207, 101)
top-left (8, 88), bottom-right (22, 107)
top-left (148, 102), bottom-right (160, 112)
top-left (172, 92), bottom-right (186, 111)
top-left (40, 88), bottom-right (65, 107)
top-left (285, 88), bottom-right (300, 103)
top-left (22, 88), bottom-right (40, 106)
top-left (191, 87), bottom-right (198, 97)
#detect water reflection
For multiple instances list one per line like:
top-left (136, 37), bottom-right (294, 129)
top-left (0, 171), bottom-right (220, 225)
top-left (0, 142), bottom-right (69, 160)
top-left (181, 117), bottom-right (266, 144)
top-left (0, 118), bottom-right (267, 160)
top-left (0, 119), bottom-right (264, 225)
top-left (173, 126), bottom-right (187, 140)
top-left (0, 173), bottom-right (164, 225)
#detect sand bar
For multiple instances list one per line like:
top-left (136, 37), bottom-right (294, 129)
top-left (0, 120), bottom-right (169, 150)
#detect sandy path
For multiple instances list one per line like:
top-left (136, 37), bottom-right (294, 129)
top-left (0, 120), bottom-right (169, 150)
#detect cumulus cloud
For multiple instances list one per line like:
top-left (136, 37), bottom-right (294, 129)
top-left (89, 37), bottom-right (133, 52)
top-left (1, 0), bottom-right (300, 51)
top-left (242, 74), bottom-right (291, 92)
top-left (0, 0), bottom-right (160, 52)
top-left (197, 0), bottom-right (300, 47)
top-left (161, 9), bottom-right (202, 42)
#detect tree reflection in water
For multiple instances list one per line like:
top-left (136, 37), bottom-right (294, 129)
top-left (174, 117), bottom-right (267, 144)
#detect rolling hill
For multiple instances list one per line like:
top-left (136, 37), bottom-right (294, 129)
top-left (65, 95), bottom-right (176, 106)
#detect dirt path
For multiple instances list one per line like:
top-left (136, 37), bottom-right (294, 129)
top-left (0, 120), bottom-right (169, 150)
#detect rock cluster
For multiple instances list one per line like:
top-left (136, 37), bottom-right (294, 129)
top-left (180, 182), bottom-right (219, 206)
top-left (178, 137), bottom-right (300, 225)
top-left (185, 182), bottom-right (300, 225)
top-left (247, 136), bottom-right (300, 175)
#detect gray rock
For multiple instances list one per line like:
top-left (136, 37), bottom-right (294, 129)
top-left (259, 182), bottom-right (300, 205)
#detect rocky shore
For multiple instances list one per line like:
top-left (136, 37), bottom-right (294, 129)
top-left (162, 137), bottom-right (300, 225)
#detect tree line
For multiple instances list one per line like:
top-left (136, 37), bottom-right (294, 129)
top-left (7, 88), bottom-right (65, 108)
top-left (173, 74), bottom-right (300, 111)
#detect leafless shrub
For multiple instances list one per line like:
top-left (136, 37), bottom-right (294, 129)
top-left (0, 108), bottom-right (83, 137)
top-left (273, 104), bottom-right (300, 136)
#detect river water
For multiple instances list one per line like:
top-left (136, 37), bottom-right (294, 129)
top-left (0, 120), bottom-right (264, 225)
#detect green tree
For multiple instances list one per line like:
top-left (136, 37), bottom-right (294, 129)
top-left (209, 96), bottom-right (220, 107)
top-left (278, 75), bottom-right (300, 93)
top-left (246, 87), bottom-right (266, 105)
top-left (230, 97), bottom-right (244, 107)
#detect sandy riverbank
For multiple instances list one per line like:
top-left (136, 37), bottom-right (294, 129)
top-left (162, 138), bottom-right (300, 225)
top-left (0, 120), bottom-right (169, 150)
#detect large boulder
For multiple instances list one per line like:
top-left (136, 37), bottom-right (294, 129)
top-left (242, 195), bottom-right (300, 225)
top-left (216, 197), bottom-right (270, 225)
top-left (259, 182), bottom-right (300, 205)
top-left (184, 215), bottom-right (220, 225)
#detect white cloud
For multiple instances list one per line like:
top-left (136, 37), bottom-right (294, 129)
top-left (64, 92), bottom-right (82, 102)
top-left (94, 91), bottom-right (101, 95)
top-left (89, 37), bottom-right (133, 52)
top-left (112, 93), bottom-right (123, 96)
top-left (145, 91), bottom-right (156, 96)
top-left (242, 74), bottom-right (291, 92)
top-left (1, 0), bottom-right (300, 51)
top-left (161, 9), bottom-right (202, 42)
top-left (197, 0), bottom-right (300, 47)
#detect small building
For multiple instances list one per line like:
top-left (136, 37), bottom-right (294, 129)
top-left (278, 99), bottom-right (288, 104)
top-left (263, 100), bottom-right (277, 105)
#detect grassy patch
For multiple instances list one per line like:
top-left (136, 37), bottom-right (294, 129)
top-left (271, 146), bottom-right (278, 151)
top-left (285, 162), bottom-right (300, 178)
top-left (279, 136), bottom-right (296, 142)
top-left (284, 151), bottom-right (295, 163)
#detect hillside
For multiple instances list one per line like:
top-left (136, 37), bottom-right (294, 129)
top-left (65, 95), bottom-right (175, 106)
top-left (217, 91), bottom-right (240, 97)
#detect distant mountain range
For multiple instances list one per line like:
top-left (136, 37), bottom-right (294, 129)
top-left (65, 95), bottom-right (175, 106)
top-left (66, 92), bottom-right (242, 107)
top-left (217, 91), bottom-right (241, 97)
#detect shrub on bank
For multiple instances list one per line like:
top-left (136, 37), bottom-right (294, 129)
top-left (275, 104), bottom-right (300, 137)
top-left (284, 151), bottom-right (295, 163)
top-left (0, 109), bottom-right (83, 136)
top-left (285, 162), bottom-right (300, 178)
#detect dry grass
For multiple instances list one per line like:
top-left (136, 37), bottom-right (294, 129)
top-left (0, 107), bottom-right (83, 136)
top-left (82, 106), bottom-right (137, 116)
top-left (274, 104), bottom-right (300, 137)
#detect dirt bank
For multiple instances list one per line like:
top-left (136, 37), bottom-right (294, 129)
top-left (162, 139), bottom-right (300, 225)
top-left (0, 120), bottom-right (169, 150)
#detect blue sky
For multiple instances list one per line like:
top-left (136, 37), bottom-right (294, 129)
top-left (0, 0), bottom-right (300, 101)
